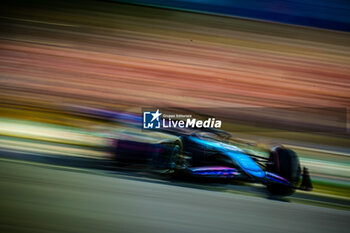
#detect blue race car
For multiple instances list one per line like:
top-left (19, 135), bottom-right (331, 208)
top-left (110, 126), bottom-right (312, 196)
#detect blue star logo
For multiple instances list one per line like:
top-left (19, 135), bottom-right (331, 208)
top-left (143, 109), bottom-right (161, 129)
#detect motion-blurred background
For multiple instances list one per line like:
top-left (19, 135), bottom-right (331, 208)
top-left (0, 0), bottom-right (350, 232)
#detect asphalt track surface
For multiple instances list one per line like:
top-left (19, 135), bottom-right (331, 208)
top-left (1, 157), bottom-right (349, 233)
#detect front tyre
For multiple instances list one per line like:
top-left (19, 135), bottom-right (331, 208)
top-left (266, 147), bottom-right (301, 196)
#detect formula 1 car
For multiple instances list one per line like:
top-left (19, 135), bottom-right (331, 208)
top-left (177, 129), bottom-right (312, 195)
top-left (109, 125), bottom-right (312, 196)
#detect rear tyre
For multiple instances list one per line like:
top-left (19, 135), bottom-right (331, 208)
top-left (169, 144), bottom-right (181, 169)
top-left (160, 141), bottom-right (183, 170)
top-left (266, 147), bottom-right (301, 196)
